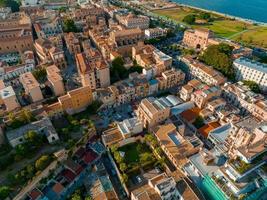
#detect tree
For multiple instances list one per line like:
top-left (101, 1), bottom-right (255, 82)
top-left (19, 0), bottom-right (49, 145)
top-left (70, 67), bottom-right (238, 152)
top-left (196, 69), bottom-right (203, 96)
top-left (200, 43), bottom-right (234, 80)
top-left (119, 163), bottom-right (127, 172)
top-left (32, 67), bottom-right (47, 82)
top-left (19, 109), bottom-right (34, 123)
top-left (121, 173), bottom-right (128, 184)
top-left (25, 131), bottom-right (42, 146)
top-left (35, 155), bottom-right (51, 171)
top-left (63, 19), bottom-right (78, 33)
top-left (183, 14), bottom-right (196, 25)
top-left (15, 143), bottom-right (30, 157)
top-left (193, 116), bottom-right (205, 129)
top-left (199, 12), bottom-right (211, 21)
top-left (140, 152), bottom-right (152, 163)
top-left (114, 151), bottom-right (123, 163)
top-left (242, 80), bottom-right (261, 93)
top-left (110, 144), bottom-right (118, 154)
top-left (0, 0), bottom-right (20, 12)
top-left (0, 186), bottom-right (10, 199)
top-left (110, 57), bottom-right (127, 83)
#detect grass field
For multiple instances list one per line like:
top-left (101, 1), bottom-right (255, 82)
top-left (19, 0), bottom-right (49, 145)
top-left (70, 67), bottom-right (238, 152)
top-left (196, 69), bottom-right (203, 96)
top-left (153, 7), bottom-right (267, 48)
top-left (118, 143), bottom-right (140, 164)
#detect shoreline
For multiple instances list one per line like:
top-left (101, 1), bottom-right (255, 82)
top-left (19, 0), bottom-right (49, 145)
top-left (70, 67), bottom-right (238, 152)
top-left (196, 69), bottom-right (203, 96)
top-left (169, 1), bottom-right (267, 26)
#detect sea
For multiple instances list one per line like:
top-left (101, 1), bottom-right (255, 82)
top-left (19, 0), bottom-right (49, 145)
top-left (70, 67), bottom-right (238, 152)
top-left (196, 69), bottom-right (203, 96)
top-left (172, 0), bottom-right (267, 23)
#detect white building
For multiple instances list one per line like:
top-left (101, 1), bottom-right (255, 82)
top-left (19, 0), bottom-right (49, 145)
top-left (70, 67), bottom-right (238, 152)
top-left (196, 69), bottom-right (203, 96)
top-left (6, 117), bottom-right (59, 147)
top-left (234, 57), bottom-right (267, 92)
top-left (145, 28), bottom-right (167, 40)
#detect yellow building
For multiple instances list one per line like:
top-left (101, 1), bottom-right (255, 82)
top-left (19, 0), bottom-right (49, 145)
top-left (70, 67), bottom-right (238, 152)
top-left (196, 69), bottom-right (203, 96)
top-left (46, 86), bottom-right (93, 116)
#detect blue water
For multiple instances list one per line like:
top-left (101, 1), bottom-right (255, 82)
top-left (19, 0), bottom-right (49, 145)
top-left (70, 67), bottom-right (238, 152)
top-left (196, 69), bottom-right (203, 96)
top-left (172, 0), bottom-right (267, 23)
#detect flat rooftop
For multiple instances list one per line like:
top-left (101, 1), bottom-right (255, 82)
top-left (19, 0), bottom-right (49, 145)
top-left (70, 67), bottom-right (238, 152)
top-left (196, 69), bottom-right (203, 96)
top-left (20, 72), bottom-right (39, 90)
top-left (0, 86), bottom-right (16, 99)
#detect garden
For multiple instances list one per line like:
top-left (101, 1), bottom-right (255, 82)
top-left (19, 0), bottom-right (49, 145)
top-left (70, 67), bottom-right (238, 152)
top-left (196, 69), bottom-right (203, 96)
top-left (111, 141), bottom-right (157, 184)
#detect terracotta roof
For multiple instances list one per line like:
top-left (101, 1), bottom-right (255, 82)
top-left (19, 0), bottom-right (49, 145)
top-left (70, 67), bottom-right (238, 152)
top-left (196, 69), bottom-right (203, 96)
top-left (180, 108), bottom-right (201, 123)
top-left (82, 150), bottom-right (98, 164)
top-left (198, 122), bottom-right (221, 138)
top-left (28, 188), bottom-right (42, 200)
top-left (52, 182), bottom-right (64, 194)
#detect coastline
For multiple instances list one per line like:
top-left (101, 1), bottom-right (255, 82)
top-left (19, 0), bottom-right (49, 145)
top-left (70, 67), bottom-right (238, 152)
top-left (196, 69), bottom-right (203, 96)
top-left (169, 1), bottom-right (267, 26)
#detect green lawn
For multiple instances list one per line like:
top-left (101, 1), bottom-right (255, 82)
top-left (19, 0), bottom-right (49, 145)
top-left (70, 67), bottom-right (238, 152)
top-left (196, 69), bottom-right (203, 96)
top-left (153, 7), bottom-right (267, 48)
top-left (232, 26), bottom-right (267, 48)
top-left (118, 143), bottom-right (140, 164)
top-left (118, 142), bottom-right (153, 166)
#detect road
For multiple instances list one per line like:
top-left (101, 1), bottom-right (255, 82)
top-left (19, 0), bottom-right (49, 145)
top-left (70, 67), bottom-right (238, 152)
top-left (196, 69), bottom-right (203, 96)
top-left (13, 160), bottom-right (58, 200)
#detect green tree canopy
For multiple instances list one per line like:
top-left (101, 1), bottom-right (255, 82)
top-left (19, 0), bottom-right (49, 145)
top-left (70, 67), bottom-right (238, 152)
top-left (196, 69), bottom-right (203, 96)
top-left (199, 12), bottom-right (211, 21)
top-left (63, 19), bottom-right (78, 33)
top-left (200, 43), bottom-right (234, 80)
top-left (35, 155), bottom-right (51, 171)
top-left (183, 14), bottom-right (196, 25)
top-left (0, 0), bottom-right (20, 12)
top-left (242, 80), bottom-right (261, 93)
top-left (193, 116), bottom-right (205, 129)
top-left (0, 186), bottom-right (10, 199)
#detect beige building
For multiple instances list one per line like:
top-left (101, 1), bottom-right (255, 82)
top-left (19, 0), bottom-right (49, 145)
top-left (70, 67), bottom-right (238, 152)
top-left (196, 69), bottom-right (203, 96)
top-left (19, 72), bottom-right (43, 102)
top-left (109, 28), bottom-right (144, 56)
top-left (157, 68), bottom-right (185, 90)
top-left (0, 12), bottom-right (33, 54)
top-left (46, 65), bottom-right (65, 96)
top-left (0, 86), bottom-right (20, 112)
top-left (34, 38), bottom-right (66, 68)
top-left (153, 123), bottom-right (198, 169)
top-left (64, 32), bottom-right (81, 55)
top-left (145, 28), bottom-right (167, 39)
top-left (182, 28), bottom-right (217, 49)
top-left (131, 173), bottom-right (181, 200)
top-left (136, 97), bottom-right (170, 129)
top-left (182, 56), bottom-right (226, 86)
top-left (76, 50), bottom-right (110, 89)
top-left (250, 100), bottom-right (267, 122)
top-left (222, 82), bottom-right (264, 115)
top-left (132, 44), bottom-right (172, 79)
top-left (46, 86), bottom-right (93, 116)
top-left (117, 13), bottom-right (150, 30)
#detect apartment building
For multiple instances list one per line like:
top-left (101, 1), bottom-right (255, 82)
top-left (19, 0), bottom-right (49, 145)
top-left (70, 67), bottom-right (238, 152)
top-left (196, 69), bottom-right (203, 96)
top-left (191, 85), bottom-right (221, 109)
top-left (34, 38), bottom-right (66, 68)
top-left (64, 32), bottom-right (81, 55)
top-left (0, 12), bottom-right (33, 54)
top-left (222, 82), bottom-right (264, 115)
top-left (136, 97), bottom-right (170, 129)
top-left (46, 65), bottom-right (65, 96)
top-left (131, 173), bottom-right (181, 200)
top-left (132, 44), bottom-right (172, 79)
top-left (19, 72), bottom-right (43, 102)
top-left (180, 79), bottom-right (221, 108)
top-left (226, 117), bottom-right (267, 162)
top-left (109, 28), bottom-right (144, 56)
top-left (117, 13), bottom-right (150, 30)
top-left (145, 28), bottom-right (167, 39)
top-left (182, 28), bottom-right (217, 49)
top-left (75, 50), bottom-right (110, 89)
top-left (33, 10), bottom-right (63, 38)
top-left (153, 123), bottom-right (198, 169)
top-left (0, 86), bottom-right (20, 112)
top-left (0, 51), bottom-right (35, 81)
top-left (157, 68), bottom-right (185, 90)
top-left (233, 57), bottom-right (267, 92)
top-left (250, 99), bottom-right (267, 121)
top-left (102, 117), bottom-right (143, 147)
top-left (46, 86), bottom-right (93, 116)
top-left (182, 56), bottom-right (226, 86)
